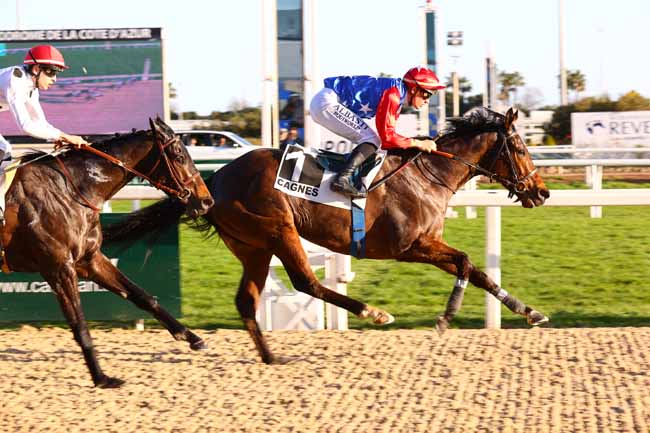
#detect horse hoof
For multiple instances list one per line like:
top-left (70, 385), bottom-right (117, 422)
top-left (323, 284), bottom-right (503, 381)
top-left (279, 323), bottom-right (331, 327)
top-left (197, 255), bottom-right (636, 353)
top-left (358, 306), bottom-right (395, 325)
top-left (96, 376), bottom-right (125, 389)
top-left (435, 316), bottom-right (449, 336)
top-left (270, 355), bottom-right (300, 365)
top-left (527, 310), bottom-right (549, 326)
top-left (190, 339), bottom-right (208, 351)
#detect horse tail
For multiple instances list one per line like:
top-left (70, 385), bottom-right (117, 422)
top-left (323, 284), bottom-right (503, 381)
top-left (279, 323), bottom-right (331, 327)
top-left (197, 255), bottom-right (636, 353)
top-left (101, 197), bottom-right (187, 246)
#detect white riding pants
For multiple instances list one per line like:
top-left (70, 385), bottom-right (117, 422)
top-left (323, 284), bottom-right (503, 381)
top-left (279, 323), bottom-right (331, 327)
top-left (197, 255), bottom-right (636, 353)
top-left (310, 88), bottom-right (381, 148)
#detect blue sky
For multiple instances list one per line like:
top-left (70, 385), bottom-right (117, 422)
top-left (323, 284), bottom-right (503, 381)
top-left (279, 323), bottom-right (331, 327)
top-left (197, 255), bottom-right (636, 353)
top-left (2, 0), bottom-right (649, 114)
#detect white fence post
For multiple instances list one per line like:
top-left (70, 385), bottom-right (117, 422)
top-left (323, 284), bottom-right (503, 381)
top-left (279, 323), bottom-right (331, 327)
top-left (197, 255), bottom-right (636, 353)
top-left (485, 206), bottom-right (501, 329)
top-left (325, 254), bottom-right (351, 330)
top-left (590, 164), bottom-right (603, 218)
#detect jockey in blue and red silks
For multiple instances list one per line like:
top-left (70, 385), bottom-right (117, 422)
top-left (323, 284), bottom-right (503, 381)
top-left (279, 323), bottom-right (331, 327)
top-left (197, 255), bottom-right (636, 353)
top-left (310, 66), bottom-right (445, 198)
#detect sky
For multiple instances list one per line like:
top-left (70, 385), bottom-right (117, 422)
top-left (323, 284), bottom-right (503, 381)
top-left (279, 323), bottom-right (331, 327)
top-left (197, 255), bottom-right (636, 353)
top-left (2, 0), bottom-right (649, 114)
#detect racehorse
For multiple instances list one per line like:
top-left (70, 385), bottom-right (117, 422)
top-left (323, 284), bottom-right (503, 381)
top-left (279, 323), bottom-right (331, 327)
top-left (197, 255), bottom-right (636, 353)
top-left (103, 107), bottom-right (550, 364)
top-left (2, 117), bottom-right (214, 388)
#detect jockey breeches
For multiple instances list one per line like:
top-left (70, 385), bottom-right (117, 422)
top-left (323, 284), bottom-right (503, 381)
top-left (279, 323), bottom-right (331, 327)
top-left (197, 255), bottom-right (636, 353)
top-left (310, 88), bottom-right (381, 149)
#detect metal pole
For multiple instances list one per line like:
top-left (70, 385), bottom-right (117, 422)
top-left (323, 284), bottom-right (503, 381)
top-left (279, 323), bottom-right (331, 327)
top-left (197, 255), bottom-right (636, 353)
top-left (261, 0), bottom-right (280, 148)
top-left (452, 71), bottom-right (460, 117)
top-left (303, 0), bottom-right (320, 149)
top-left (485, 206), bottom-right (501, 329)
top-left (559, 0), bottom-right (568, 105)
top-left (15, 0), bottom-right (21, 29)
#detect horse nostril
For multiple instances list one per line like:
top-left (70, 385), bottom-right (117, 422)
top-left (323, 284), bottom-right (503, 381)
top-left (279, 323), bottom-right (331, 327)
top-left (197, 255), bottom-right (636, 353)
top-left (202, 197), bottom-right (215, 209)
top-left (540, 189), bottom-right (550, 199)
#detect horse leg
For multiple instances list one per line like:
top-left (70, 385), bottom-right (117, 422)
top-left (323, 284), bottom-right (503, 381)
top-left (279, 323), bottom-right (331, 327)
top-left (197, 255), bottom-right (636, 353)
top-left (398, 237), bottom-right (548, 334)
top-left (273, 228), bottom-right (394, 325)
top-left (218, 233), bottom-right (280, 363)
top-left (44, 265), bottom-right (124, 388)
top-left (79, 253), bottom-right (206, 350)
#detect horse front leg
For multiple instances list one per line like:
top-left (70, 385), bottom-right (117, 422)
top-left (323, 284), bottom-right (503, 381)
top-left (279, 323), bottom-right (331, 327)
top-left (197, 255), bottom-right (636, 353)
top-left (44, 265), bottom-right (125, 388)
top-left (397, 237), bottom-right (548, 334)
top-left (80, 253), bottom-right (206, 350)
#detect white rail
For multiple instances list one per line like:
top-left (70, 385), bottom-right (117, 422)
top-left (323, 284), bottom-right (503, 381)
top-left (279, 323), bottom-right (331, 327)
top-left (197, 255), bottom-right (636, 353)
top-left (449, 189), bottom-right (650, 328)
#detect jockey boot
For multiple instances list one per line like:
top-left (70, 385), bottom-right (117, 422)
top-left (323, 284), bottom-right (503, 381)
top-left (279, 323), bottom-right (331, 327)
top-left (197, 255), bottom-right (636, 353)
top-left (330, 142), bottom-right (377, 198)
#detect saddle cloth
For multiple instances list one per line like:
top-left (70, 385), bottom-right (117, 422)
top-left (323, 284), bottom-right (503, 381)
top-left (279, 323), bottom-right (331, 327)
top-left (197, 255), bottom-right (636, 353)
top-left (274, 144), bottom-right (386, 210)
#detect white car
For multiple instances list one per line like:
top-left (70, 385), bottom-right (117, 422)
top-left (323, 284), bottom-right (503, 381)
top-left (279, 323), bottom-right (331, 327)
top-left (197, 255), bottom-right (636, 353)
top-left (176, 130), bottom-right (260, 167)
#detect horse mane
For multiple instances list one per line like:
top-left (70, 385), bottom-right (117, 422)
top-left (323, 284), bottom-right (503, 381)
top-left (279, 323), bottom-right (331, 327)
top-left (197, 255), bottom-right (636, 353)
top-left (19, 129), bottom-right (151, 164)
top-left (383, 106), bottom-right (506, 158)
top-left (438, 107), bottom-right (505, 143)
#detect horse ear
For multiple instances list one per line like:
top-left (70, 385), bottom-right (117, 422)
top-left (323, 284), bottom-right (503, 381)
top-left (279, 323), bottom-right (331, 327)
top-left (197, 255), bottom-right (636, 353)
top-left (505, 107), bottom-right (515, 130)
top-left (149, 117), bottom-right (156, 132)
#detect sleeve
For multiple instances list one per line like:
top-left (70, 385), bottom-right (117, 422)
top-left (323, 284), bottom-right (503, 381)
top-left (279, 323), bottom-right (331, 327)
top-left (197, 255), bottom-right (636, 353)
top-left (374, 87), bottom-right (414, 149)
top-left (6, 81), bottom-right (62, 140)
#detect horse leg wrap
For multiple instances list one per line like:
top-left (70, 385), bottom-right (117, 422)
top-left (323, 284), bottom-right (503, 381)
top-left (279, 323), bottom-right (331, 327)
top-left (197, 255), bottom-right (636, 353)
top-left (444, 283), bottom-right (466, 318)
top-left (502, 294), bottom-right (527, 315)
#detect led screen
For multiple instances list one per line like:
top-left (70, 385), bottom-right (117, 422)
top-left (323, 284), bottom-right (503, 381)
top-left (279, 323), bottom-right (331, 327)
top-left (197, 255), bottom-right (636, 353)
top-left (0, 28), bottom-right (164, 137)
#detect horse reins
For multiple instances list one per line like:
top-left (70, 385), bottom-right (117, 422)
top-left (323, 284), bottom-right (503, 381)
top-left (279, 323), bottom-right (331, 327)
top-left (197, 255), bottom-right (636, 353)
top-left (53, 134), bottom-right (200, 211)
top-left (370, 130), bottom-right (537, 196)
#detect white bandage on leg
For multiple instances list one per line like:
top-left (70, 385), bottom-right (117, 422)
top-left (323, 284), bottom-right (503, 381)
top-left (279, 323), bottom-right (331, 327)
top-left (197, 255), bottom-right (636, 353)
top-left (310, 88), bottom-right (381, 148)
top-left (454, 278), bottom-right (469, 289)
top-left (495, 287), bottom-right (509, 301)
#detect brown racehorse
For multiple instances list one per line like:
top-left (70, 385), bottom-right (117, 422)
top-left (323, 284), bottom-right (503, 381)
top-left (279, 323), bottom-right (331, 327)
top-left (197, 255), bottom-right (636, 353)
top-left (2, 117), bottom-right (214, 388)
top-left (104, 107), bottom-right (550, 364)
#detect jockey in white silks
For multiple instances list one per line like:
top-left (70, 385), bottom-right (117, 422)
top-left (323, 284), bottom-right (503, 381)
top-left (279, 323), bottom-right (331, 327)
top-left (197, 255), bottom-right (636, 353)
top-left (0, 44), bottom-right (89, 224)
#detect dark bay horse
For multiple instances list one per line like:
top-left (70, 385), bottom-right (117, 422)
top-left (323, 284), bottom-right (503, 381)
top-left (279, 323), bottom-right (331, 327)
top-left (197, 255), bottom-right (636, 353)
top-left (2, 117), bottom-right (214, 387)
top-left (104, 107), bottom-right (550, 364)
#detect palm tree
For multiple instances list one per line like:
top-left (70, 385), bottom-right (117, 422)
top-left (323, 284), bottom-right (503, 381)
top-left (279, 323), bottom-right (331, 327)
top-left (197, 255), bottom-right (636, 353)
top-left (498, 71), bottom-right (525, 106)
top-left (566, 69), bottom-right (586, 102)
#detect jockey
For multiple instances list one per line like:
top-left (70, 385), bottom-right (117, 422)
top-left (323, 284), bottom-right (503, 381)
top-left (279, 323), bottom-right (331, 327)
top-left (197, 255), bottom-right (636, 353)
top-left (0, 45), bottom-right (89, 223)
top-left (310, 66), bottom-right (445, 197)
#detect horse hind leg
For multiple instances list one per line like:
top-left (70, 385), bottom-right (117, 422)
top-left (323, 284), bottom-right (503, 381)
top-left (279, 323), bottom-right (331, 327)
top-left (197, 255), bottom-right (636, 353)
top-left (274, 229), bottom-right (394, 326)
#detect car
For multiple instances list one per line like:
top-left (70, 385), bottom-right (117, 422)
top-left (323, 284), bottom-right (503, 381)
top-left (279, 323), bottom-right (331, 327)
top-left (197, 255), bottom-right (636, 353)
top-left (176, 130), bottom-right (261, 173)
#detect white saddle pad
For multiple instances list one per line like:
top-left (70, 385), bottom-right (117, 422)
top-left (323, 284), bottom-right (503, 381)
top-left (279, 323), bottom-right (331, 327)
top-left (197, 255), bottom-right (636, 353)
top-left (273, 144), bottom-right (386, 210)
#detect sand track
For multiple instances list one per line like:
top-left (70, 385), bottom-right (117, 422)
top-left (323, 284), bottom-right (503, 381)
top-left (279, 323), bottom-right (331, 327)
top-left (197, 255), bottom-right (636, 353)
top-left (1, 327), bottom-right (649, 433)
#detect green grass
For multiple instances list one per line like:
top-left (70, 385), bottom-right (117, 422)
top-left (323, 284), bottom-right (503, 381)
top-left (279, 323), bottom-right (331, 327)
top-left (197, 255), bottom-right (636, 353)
top-left (12, 185), bottom-right (650, 331)
top-left (173, 204), bottom-right (650, 331)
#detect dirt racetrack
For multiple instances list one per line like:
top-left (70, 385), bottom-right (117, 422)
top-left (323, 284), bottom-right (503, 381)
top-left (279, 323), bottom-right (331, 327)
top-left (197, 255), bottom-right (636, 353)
top-left (1, 327), bottom-right (649, 433)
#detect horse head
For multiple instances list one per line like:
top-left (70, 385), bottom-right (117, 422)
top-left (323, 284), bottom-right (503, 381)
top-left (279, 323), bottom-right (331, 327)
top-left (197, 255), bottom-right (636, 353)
top-left (147, 117), bottom-right (214, 217)
top-left (482, 107), bottom-right (549, 208)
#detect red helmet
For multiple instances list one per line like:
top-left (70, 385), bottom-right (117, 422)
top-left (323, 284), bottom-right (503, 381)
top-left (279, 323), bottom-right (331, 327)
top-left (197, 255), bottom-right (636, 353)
top-left (403, 66), bottom-right (445, 94)
top-left (24, 45), bottom-right (68, 70)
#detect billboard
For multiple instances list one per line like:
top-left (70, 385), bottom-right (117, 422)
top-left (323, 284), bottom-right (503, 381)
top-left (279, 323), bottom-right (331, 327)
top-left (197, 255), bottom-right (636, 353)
top-left (0, 28), bottom-right (164, 137)
top-left (571, 111), bottom-right (650, 147)
top-left (0, 213), bottom-right (180, 322)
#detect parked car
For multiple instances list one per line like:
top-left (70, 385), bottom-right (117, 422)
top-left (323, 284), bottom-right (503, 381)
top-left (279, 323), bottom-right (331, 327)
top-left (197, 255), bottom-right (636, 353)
top-left (176, 130), bottom-right (261, 176)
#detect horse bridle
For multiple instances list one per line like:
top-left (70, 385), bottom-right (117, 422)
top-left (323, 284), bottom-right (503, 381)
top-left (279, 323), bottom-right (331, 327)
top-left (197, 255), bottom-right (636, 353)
top-left (479, 130), bottom-right (538, 198)
top-left (401, 128), bottom-right (537, 197)
top-left (81, 132), bottom-right (201, 201)
top-left (55, 132), bottom-right (201, 211)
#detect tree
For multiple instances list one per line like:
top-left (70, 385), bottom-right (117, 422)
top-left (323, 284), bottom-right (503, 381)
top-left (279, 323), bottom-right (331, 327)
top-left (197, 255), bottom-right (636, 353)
top-left (566, 69), bottom-right (586, 102)
top-left (498, 71), bottom-right (525, 106)
top-left (615, 91), bottom-right (650, 111)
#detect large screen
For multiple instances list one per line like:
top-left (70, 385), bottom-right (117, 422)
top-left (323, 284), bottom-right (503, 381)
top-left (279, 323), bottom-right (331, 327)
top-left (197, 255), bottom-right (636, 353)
top-left (0, 28), bottom-right (164, 137)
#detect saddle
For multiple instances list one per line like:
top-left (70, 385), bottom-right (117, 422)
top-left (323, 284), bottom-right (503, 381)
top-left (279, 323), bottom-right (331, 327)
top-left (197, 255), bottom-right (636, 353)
top-left (315, 148), bottom-right (381, 188)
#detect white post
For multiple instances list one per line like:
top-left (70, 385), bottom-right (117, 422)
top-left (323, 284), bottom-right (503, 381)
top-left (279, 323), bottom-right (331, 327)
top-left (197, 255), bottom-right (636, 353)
top-left (326, 254), bottom-right (351, 330)
top-left (590, 164), bottom-right (603, 218)
top-left (485, 206), bottom-right (501, 329)
top-left (261, 0), bottom-right (279, 148)
top-left (559, 0), bottom-right (568, 105)
top-left (303, 0), bottom-right (320, 148)
top-left (465, 177), bottom-right (477, 219)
